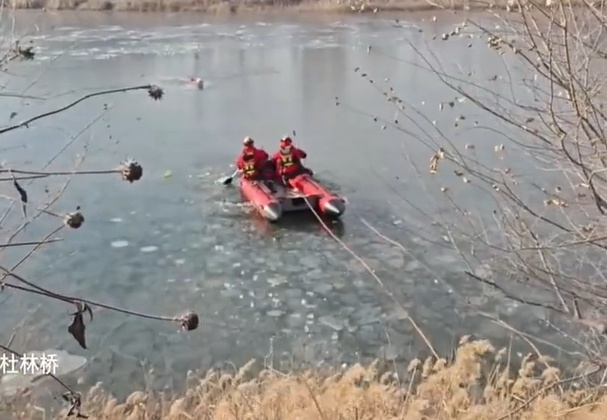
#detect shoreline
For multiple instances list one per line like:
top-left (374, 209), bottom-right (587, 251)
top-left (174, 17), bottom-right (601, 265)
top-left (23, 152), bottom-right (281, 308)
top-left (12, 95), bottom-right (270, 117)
top-left (3, 339), bottom-right (606, 419)
top-left (5, 0), bottom-right (541, 14)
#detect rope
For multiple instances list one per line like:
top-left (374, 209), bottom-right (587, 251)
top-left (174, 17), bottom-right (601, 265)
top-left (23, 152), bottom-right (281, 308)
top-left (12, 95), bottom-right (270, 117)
top-left (301, 193), bottom-right (438, 359)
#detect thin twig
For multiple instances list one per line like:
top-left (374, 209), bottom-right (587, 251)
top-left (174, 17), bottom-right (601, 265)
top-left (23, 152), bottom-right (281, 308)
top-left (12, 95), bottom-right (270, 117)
top-left (0, 238), bottom-right (62, 248)
top-left (0, 168), bottom-right (120, 182)
top-left (0, 85), bottom-right (156, 134)
top-left (497, 366), bottom-right (604, 420)
top-left (1, 270), bottom-right (183, 323)
top-left (301, 379), bottom-right (327, 420)
top-left (0, 112), bottom-right (105, 229)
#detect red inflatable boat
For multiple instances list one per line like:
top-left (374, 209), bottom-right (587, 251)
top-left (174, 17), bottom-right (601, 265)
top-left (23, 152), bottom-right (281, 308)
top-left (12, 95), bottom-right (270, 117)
top-left (239, 173), bottom-right (346, 222)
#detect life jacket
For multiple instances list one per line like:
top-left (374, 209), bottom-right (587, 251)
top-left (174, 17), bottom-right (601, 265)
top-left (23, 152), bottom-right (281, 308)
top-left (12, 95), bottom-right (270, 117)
top-left (278, 149), bottom-right (299, 172)
top-left (242, 154), bottom-right (257, 177)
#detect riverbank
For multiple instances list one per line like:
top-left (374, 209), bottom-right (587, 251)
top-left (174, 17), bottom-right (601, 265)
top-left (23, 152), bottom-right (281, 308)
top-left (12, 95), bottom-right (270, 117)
top-left (6, 0), bottom-right (551, 13)
top-left (3, 339), bottom-right (606, 419)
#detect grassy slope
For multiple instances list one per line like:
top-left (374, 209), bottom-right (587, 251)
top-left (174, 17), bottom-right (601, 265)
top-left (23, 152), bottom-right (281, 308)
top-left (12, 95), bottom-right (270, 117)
top-left (4, 340), bottom-right (606, 419)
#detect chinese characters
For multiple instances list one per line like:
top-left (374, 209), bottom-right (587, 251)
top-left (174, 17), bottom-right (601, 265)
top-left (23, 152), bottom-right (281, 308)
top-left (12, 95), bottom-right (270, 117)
top-left (0, 353), bottom-right (59, 375)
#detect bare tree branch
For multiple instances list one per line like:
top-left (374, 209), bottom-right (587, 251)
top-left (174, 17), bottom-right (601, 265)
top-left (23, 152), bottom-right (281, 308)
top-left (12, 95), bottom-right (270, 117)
top-left (0, 84), bottom-right (164, 135)
top-left (346, 0), bottom-right (607, 364)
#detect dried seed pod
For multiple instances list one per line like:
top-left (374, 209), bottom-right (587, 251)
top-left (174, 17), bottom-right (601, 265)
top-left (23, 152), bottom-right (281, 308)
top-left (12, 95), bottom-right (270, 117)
top-left (120, 159), bottom-right (143, 183)
top-left (148, 85), bottom-right (164, 100)
top-left (63, 391), bottom-right (85, 418)
top-left (179, 311), bottom-right (199, 331)
top-left (64, 211), bottom-right (85, 229)
top-left (429, 148), bottom-right (445, 174)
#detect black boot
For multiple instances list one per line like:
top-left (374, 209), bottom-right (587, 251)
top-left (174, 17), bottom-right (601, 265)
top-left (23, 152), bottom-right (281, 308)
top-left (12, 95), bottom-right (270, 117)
top-left (266, 180), bottom-right (276, 193)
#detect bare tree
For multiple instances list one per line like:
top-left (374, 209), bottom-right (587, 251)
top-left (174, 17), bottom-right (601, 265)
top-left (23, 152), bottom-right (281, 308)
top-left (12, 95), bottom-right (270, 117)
top-left (0, 32), bottom-right (198, 417)
top-left (348, 2), bottom-right (607, 365)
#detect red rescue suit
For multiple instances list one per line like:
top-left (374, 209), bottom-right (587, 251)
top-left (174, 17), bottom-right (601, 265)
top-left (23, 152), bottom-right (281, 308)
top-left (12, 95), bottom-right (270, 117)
top-left (272, 147), bottom-right (307, 179)
top-left (236, 147), bottom-right (270, 180)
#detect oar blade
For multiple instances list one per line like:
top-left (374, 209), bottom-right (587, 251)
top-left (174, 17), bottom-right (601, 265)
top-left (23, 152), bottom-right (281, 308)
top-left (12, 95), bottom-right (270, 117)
top-left (218, 169), bottom-right (239, 186)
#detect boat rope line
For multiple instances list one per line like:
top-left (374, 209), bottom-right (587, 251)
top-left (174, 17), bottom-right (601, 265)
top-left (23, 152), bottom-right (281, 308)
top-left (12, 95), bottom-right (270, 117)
top-left (301, 196), bottom-right (439, 359)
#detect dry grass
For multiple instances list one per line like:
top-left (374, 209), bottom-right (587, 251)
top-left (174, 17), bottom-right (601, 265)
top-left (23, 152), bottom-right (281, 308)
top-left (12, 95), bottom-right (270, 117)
top-left (2, 338), bottom-right (606, 419)
top-left (0, 0), bottom-right (578, 14)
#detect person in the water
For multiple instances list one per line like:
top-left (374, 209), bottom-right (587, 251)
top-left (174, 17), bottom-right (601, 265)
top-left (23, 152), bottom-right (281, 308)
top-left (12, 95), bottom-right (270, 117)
top-left (188, 77), bottom-right (203, 89)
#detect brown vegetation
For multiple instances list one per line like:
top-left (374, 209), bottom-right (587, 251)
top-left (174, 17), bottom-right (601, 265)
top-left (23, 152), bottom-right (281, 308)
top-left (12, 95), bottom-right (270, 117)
top-left (0, 0), bottom-right (567, 14)
top-left (3, 339), bottom-right (607, 419)
top-left (3, 0), bottom-right (607, 417)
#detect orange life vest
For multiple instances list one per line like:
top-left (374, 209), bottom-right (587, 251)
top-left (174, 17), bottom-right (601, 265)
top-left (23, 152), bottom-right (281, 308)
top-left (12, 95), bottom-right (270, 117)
top-left (244, 162), bottom-right (256, 176)
top-left (242, 153), bottom-right (258, 177)
top-left (279, 150), bottom-right (297, 169)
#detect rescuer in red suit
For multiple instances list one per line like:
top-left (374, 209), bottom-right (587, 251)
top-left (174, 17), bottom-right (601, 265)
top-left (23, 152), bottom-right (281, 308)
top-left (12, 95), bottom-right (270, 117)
top-left (236, 137), bottom-right (272, 181)
top-left (272, 136), bottom-right (312, 182)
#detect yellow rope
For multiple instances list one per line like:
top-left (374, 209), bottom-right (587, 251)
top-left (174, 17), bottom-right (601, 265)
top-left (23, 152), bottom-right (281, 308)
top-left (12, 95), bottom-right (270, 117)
top-left (301, 193), bottom-right (438, 359)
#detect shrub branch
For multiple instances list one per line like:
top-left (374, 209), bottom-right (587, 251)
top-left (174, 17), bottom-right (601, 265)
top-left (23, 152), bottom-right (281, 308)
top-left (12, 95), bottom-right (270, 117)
top-left (0, 85), bottom-right (164, 135)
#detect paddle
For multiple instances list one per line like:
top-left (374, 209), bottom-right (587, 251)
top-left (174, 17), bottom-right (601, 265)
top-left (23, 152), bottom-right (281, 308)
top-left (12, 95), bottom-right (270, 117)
top-left (221, 169), bottom-right (240, 185)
